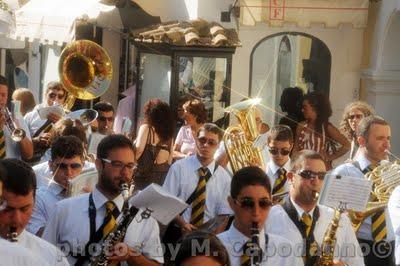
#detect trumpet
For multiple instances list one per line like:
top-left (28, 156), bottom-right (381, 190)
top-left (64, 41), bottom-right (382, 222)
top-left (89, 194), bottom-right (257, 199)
top-left (1, 107), bottom-right (26, 142)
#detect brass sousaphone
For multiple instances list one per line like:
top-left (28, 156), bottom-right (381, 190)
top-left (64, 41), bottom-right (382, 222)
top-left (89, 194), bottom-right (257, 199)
top-left (59, 40), bottom-right (113, 109)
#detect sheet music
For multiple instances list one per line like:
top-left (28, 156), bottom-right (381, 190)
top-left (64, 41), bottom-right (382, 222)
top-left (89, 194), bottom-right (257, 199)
top-left (318, 174), bottom-right (372, 212)
top-left (68, 169), bottom-right (98, 197)
top-left (129, 184), bottom-right (188, 225)
top-left (88, 132), bottom-right (107, 155)
top-left (37, 105), bottom-right (64, 120)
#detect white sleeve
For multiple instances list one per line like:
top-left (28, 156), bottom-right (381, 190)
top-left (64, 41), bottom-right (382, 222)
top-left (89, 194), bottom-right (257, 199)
top-left (216, 171), bottom-right (233, 215)
top-left (175, 127), bottom-right (184, 146)
top-left (42, 202), bottom-right (61, 246)
top-left (389, 186), bottom-right (400, 235)
top-left (27, 192), bottom-right (47, 234)
top-left (339, 214), bottom-right (365, 266)
top-left (162, 162), bottom-right (181, 197)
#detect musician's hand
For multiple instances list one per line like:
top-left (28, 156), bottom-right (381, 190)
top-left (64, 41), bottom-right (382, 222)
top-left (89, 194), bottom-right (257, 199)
top-left (181, 222), bottom-right (197, 235)
top-left (332, 260), bottom-right (345, 266)
top-left (34, 133), bottom-right (51, 148)
top-left (47, 112), bottom-right (61, 123)
top-left (107, 243), bottom-right (139, 262)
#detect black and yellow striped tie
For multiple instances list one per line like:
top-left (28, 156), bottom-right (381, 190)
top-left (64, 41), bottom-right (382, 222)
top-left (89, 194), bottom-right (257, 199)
top-left (302, 213), bottom-right (313, 237)
top-left (364, 164), bottom-right (387, 242)
top-left (102, 201), bottom-right (119, 238)
top-left (0, 130), bottom-right (6, 159)
top-left (272, 168), bottom-right (287, 195)
top-left (190, 167), bottom-right (210, 227)
top-left (240, 241), bottom-right (251, 266)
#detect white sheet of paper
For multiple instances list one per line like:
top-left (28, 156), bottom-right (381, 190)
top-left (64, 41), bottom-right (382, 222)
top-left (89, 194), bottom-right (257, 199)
top-left (253, 132), bottom-right (268, 149)
top-left (37, 105), bottom-right (65, 120)
top-left (129, 184), bottom-right (188, 225)
top-left (88, 132), bottom-right (107, 155)
top-left (68, 169), bottom-right (98, 197)
top-left (318, 174), bottom-right (372, 212)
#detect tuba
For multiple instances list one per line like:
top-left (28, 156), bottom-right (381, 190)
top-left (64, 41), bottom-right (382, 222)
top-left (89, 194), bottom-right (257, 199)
top-left (59, 39), bottom-right (113, 109)
top-left (223, 98), bottom-right (265, 173)
top-left (348, 159), bottom-right (400, 232)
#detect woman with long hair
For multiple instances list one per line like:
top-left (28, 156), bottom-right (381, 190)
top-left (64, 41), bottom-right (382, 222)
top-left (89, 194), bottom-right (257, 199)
top-left (339, 101), bottom-right (375, 160)
top-left (134, 99), bottom-right (176, 190)
top-left (173, 99), bottom-right (207, 160)
top-left (293, 91), bottom-right (350, 169)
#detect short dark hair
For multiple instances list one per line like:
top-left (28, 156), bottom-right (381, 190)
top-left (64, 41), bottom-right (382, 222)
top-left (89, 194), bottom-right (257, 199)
top-left (231, 166), bottom-right (271, 199)
top-left (0, 75), bottom-right (8, 87)
top-left (93, 101), bottom-right (114, 113)
top-left (97, 134), bottom-right (134, 159)
top-left (291, 150), bottom-right (324, 172)
top-left (357, 115), bottom-right (388, 139)
top-left (197, 123), bottom-right (223, 141)
top-left (51, 136), bottom-right (84, 161)
top-left (175, 231), bottom-right (230, 266)
top-left (267, 125), bottom-right (293, 144)
top-left (0, 159), bottom-right (36, 197)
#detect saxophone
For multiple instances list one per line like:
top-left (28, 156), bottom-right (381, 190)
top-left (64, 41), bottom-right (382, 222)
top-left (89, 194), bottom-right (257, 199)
top-left (90, 182), bottom-right (138, 266)
top-left (315, 208), bottom-right (344, 266)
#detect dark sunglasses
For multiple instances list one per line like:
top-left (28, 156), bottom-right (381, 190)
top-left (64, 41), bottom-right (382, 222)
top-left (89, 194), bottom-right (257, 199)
top-left (48, 93), bottom-right (65, 100)
top-left (198, 137), bottom-right (218, 147)
top-left (298, 170), bottom-right (326, 180)
top-left (98, 116), bottom-right (114, 122)
top-left (268, 148), bottom-right (291, 156)
top-left (235, 197), bottom-right (272, 210)
top-left (348, 114), bottom-right (363, 120)
top-left (55, 163), bottom-right (83, 170)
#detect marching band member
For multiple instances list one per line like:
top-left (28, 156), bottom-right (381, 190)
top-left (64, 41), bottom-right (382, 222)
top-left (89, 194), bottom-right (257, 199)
top-left (163, 123), bottom-right (232, 235)
top-left (266, 150), bottom-right (364, 266)
top-left (388, 182), bottom-right (400, 265)
top-left (332, 116), bottom-right (395, 265)
top-left (92, 101), bottom-right (115, 135)
top-left (265, 125), bottom-right (293, 202)
top-left (43, 135), bottom-right (163, 265)
top-left (217, 166), bottom-right (302, 265)
top-left (0, 75), bottom-right (33, 160)
top-left (0, 158), bottom-right (69, 265)
top-left (28, 136), bottom-right (86, 236)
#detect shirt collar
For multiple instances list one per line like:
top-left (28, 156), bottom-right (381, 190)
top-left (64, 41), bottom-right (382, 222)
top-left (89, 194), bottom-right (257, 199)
top-left (290, 196), bottom-right (315, 220)
top-left (92, 186), bottom-right (124, 212)
top-left (228, 223), bottom-right (266, 251)
top-left (194, 155), bottom-right (216, 174)
top-left (355, 153), bottom-right (371, 171)
top-left (269, 159), bottom-right (291, 175)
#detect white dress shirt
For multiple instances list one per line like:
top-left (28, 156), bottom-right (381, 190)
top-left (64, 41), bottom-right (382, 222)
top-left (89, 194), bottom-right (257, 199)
top-left (2, 114), bottom-right (31, 159)
top-left (33, 160), bottom-right (96, 188)
top-left (28, 181), bottom-right (65, 235)
top-left (0, 238), bottom-right (50, 266)
top-left (331, 153), bottom-right (395, 242)
top-left (265, 199), bottom-right (365, 266)
top-left (218, 224), bottom-right (303, 266)
top-left (175, 125), bottom-right (196, 155)
top-left (17, 230), bottom-right (69, 266)
top-left (43, 186), bottom-right (163, 265)
top-left (24, 103), bottom-right (48, 136)
top-left (388, 185), bottom-right (400, 264)
top-left (163, 155), bottom-right (233, 223)
top-left (265, 159), bottom-right (291, 193)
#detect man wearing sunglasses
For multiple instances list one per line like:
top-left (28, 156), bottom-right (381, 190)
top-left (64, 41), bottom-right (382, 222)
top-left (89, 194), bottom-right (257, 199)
top-left (27, 136), bottom-right (86, 236)
top-left (92, 101), bottom-right (115, 135)
top-left (163, 123), bottom-right (232, 235)
top-left (43, 135), bottom-right (163, 265)
top-left (218, 166), bottom-right (302, 265)
top-left (24, 81), bottom-right (67, 154)
top-left (265, 125), bottom-right (293, 203)
top-left (266, 150), bottom-right (364, 266)
top-left (332, 116), bottom-right (394, 266)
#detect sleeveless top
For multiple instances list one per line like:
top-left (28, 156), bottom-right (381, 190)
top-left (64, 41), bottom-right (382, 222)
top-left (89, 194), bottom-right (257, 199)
top-left (134, 127), bottom-right (172, 190)
top-left (297, 122), bottom-right (327, 153)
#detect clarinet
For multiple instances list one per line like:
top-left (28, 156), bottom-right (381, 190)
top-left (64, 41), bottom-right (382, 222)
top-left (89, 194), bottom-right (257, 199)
top-left (90, 182), bottom-right (139, 266)
top-left (249, 222), bottom-right (263, 266)
top-left (7, 227), bottom-right (18, 242)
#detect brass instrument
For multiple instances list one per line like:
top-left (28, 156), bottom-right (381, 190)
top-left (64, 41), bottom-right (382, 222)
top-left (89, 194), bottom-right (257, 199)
top-left (1, 107), bottom-right (26, 142)
top-left (348, 159), bottom-right (400, 232)
top-left (316, 208), bottom-right (344, 266)
top-left (223, 98), bottom-right (265, 173)
top-left (65, 109), bottom-right (98, 126)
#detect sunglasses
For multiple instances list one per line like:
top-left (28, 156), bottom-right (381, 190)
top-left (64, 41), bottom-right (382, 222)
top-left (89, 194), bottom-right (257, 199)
top-left (198, 137), bottom-right (218, 147)
top-left (348, 114), bottom-right (363, 120)
top-left (55, 163), bottom-right (83, 170)
top-left (268, 148), bottom-right (291, 156)
top-left (101, 158), bottom-right (135, 171)
top-left (235, 197), bottom-right (272, 210)
top-left (98, 116), bottom-right (114, 122)
top-left (48, 93), bottom-right (65, 100)
top-left (297, 170), bottom-right (326, 180)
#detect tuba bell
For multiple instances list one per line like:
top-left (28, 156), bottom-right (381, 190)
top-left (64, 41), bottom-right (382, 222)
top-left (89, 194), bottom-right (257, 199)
top-left (59, 40), bottom-right (113, 110)
top-left (223, 98), bottom-right (265, 173)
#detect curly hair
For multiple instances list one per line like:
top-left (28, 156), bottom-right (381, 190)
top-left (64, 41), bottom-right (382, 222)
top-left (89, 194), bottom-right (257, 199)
top-left (143, 99), bottom-right (175, 142)
top-left (303, 91), bottom-right (332, 133)
top-left (182, 99), bottom-right (207, 124)
top-left (339, 101), bottom-right (375, 140)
